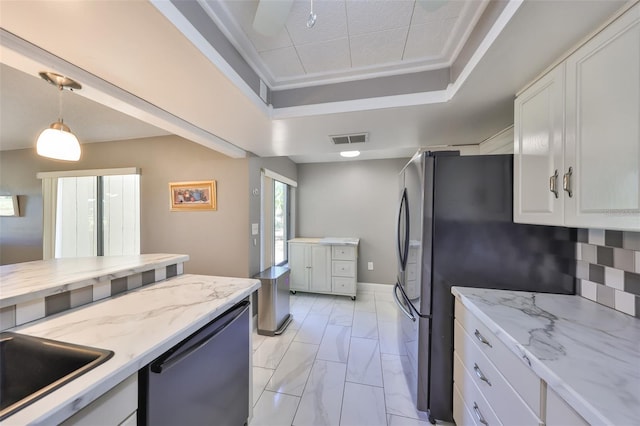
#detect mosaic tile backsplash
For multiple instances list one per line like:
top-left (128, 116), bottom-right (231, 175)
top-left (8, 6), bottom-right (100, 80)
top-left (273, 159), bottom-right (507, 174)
top-left (576, 229), bottom-right (640, 318)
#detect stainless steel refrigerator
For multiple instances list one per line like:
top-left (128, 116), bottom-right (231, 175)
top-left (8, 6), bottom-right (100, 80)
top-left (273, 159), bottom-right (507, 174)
top-left (393, 151), bottom-right (575, 423)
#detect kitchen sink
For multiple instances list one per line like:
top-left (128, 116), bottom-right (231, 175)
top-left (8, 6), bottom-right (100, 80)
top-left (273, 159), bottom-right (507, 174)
top-left (0, 332), bottom-right (113, 420)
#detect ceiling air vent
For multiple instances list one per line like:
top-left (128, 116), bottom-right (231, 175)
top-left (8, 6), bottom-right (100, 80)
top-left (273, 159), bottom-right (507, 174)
top-left (330, 133), bottom-right (368, 145)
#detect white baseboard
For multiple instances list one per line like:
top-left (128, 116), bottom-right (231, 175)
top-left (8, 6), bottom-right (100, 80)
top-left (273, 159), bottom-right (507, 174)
top-left (357, 282), bottom-right (393, 292)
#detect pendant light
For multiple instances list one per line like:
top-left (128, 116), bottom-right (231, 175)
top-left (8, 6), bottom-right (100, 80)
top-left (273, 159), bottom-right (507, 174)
top-left (36, 72), bottom-right (82, 161)
top-left (306, 0), bottom-right (317, 28)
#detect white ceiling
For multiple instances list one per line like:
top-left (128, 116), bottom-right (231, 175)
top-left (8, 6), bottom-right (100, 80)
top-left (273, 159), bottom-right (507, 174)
top-left (0, 0), bottom-right (629, 163)
top-left (204, 0), bottom-right (487, 88)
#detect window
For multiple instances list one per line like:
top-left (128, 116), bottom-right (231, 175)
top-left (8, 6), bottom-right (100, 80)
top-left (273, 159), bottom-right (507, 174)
top-left (261, 169), bottom-right (296, 269)
top-left (273, 180), bottom-right (288, 265)
top-left (38, 168), bottom-right (140, 259)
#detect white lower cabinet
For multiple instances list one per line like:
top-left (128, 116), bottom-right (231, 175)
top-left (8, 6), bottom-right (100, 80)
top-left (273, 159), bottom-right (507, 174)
top-left (61, 373), bottom-right (137, 426)
top-left (288, 238), bottom-right (359, 299)
top-left (454, 301), bottom-right (543, 426)
top-left (454, 300), bottom-right (594, 426)
top-left (546, 388), bottom-right (589, 426)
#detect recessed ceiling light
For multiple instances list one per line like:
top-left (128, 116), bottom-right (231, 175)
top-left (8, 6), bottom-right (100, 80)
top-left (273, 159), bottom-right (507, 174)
top-left (340, 150), bottom-right (360, 158)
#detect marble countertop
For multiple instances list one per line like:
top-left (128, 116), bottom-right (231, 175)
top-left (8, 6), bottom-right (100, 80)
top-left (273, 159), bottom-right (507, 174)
top-left (2, 273), bottom-right (260, 425)
top-left (452, 287), bottom-right (640, 425)
top-left (0, 254), bottom-right (189, 308)
top-left (319, 237), bottom-right (359, 246)
top-left (288, 237), bottom-right (359, 246)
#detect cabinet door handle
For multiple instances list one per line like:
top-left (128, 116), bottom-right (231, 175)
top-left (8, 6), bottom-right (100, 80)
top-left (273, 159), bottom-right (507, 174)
top-left (474, 363), bottom-right (492, 386)
top-left (474, 329), bottom-right (492, 347)
top-left (549, 169), bottom-right (559, 198)
top-left (563, 166), bottom-right (573, 198)
top-left (473, 402), bottom-right (489, 425)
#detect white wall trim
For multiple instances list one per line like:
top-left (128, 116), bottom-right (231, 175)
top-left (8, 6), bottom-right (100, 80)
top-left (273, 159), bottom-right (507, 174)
top-left (358, 282), bottom-right (394, 292)
top-left (262, 168), bottom-right (298, 187)
top-left (37, 168), bottom-right (140, 179)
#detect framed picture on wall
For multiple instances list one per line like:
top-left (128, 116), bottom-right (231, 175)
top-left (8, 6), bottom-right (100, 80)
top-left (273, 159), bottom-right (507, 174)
top-left (169, 180), bottom-right (217, 211)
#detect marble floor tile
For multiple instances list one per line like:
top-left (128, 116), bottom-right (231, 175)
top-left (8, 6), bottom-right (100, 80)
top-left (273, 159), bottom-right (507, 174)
top-left (381, 353), bottom-right (429, 422)
top-left (252, 366), bottom-right (274, 407)
top-left (294, 313), bottom-right (330, 344)
top-left (347, 337), bottom-right (383, 387)
top-left (378, 320), bottom-right (406, 355)
top-left (252, 331), bottom-right (268, 352)
top-left (317, 324), bottom-right (351, 363)
top-left (293, 360), bottom-right (347, 426)
top-left (310, 294), bottom-right (336, 314)
top-left (250, 390), bottom-right (300, 426)
top-left (329, 303), bottom-right (355, 326)
top-left (251, 283), bottom-right (425, 426)
top-left (265, 341), bottom-right (319, 396)
top-left (253, 326), bottom-right (296, 369)
top-left (340, 382), bottom-right (387, 426)
top-left (352, 310), bottom-right (378, 339)
top-left (353, 292), bottom-right (377, 312)
top-left (387, 414), bottom-right (432, 426)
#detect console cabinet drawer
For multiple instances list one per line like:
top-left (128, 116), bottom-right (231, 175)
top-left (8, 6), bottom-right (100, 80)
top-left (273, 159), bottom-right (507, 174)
top-left (332, 246), bottom-right (355, 260)
top-left (332, 260), bottom-right (355, 277)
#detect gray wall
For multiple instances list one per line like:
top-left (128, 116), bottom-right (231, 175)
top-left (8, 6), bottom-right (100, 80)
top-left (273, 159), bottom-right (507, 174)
top-left (0, 135), bottom-right (251, 277)
top-left (247, 155), bottom-right (298, 277)
top-left (297, 158), bottom-right (408, 285)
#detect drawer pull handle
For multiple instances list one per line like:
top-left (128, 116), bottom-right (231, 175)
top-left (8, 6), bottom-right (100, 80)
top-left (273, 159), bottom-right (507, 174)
top-left (474, 329), bottom-right (492, 347)
top-left (523, 354), bottom-right (531, 367)
top-left (473, 402), bottom-right (489, 426)
top-left (473, 363), bottom-right (492, 386)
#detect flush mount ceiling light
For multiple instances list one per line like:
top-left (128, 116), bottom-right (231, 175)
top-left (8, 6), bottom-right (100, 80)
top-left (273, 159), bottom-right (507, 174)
top-left (36, 71), bottom-right (82, 162)
top-left (340, 150), bottom-right (360, 158)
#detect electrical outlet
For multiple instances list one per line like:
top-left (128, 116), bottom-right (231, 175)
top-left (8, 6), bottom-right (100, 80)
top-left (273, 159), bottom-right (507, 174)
top-left (367, 262), bottom-right (374, 270)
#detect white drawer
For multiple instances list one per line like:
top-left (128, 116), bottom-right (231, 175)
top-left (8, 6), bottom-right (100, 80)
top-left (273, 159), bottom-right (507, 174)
top-left (332, 277), bottom-right (356, 295)
top-left (332, 245), bottom-right (356, 260)
top-left (546, 388), bottom-right (589, 426)
top-left (454, 382), bottom-right (479, 426)
top-left (454, 351), bottom-right (502, 426)
top-left (332, 260), bottom-right (355, 277)
top-left (455, 320), bottom-right (543, 426)
top-left (455, 300), bottom-right (541, 415)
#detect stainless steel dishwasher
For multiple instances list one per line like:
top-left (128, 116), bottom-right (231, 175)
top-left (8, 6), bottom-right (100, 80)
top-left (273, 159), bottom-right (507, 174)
top-left (138, 298), bottom-right (250, 426)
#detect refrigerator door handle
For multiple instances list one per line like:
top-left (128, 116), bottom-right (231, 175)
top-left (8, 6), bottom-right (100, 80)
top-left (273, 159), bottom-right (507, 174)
top-left (397, 188), bottom-right (410, 271)
top-left (395, 278), bottom-right (432, 319)
top-left (393, 281), bottom-right (416, 322)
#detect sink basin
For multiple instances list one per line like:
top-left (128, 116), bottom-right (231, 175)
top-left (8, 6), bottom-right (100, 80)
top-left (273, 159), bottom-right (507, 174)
top-left (0, 332), bottom-right (113, 420)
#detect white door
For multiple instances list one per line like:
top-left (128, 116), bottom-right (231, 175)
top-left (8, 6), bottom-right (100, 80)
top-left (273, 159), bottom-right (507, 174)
top-left (564, 4), bottom-right (640, 230)
top-left (514, 64), bottom-right (565, 225)
top-left (309, 245), bottom-right (331, 292)
top-left (288, 243), bottom-right (309, 291)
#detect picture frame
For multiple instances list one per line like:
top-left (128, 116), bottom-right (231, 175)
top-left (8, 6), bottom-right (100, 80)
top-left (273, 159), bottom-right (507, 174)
top-left (0, 195), bottom-right (20, 217)
top-left (169, 180), bottom-right (217, 211)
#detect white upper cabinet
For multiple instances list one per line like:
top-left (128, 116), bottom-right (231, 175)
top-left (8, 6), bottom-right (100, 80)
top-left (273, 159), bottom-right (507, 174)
top-left (515, 2), bottom-right (640, 231)
top-left (564, 5), bottom-right (640, 230)
top-left (514, 64), bottom-right (565, 225)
